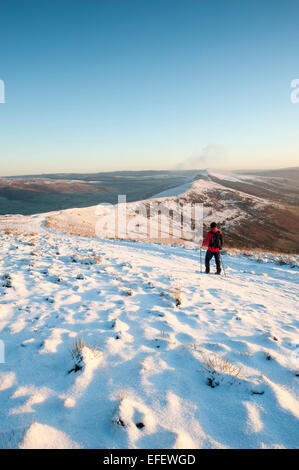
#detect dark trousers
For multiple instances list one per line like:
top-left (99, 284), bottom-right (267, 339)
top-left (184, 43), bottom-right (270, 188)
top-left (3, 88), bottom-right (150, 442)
top-left (205, 250), bottom-right (221, 274)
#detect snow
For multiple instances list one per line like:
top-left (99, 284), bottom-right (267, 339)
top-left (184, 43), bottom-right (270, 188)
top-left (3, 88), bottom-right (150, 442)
top-left (194, 169), bottom-right (268, 184)
top-left (151, 181), bottom-right (194, 198)
top-left (20, 422), bottom-right (82, 449)
top-left (36, 173), bottom-right (273, 246)
top-left (151, 173), bottom-right (244, 199)
top-left (0, 216), bottom-right (298, 449)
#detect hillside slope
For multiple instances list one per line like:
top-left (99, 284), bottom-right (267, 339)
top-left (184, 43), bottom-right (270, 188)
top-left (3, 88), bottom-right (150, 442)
top-left (44, 169), bottom-right (299, 253)
top-left (0, 218), bottom-right (298, 449)
top-left (0, 171), bottom-right (196, 215)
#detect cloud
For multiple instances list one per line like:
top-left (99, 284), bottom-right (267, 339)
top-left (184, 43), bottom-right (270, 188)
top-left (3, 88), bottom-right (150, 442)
top-left (176, 145), bottom-right (227, 170)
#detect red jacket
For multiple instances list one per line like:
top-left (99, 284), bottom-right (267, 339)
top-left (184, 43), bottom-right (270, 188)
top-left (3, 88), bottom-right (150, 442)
top-left (202, 227), bottom-right (222, 252)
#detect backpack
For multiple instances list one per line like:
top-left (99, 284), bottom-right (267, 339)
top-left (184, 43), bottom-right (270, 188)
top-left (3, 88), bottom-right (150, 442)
top-left (209, 230), bottom-right (223, 249)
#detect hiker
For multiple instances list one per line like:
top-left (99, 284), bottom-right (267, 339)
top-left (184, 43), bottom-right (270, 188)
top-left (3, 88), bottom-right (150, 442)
top-left (202, 222), bottom-right (223, 274)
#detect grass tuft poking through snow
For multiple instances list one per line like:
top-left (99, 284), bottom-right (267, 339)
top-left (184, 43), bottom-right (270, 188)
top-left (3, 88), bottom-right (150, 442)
top-left (68, 337), bottom-right (100, 374)
top-left (69, 337), bottom-right (85, 373)
top-left (202, 353), bottom-right (242, 388)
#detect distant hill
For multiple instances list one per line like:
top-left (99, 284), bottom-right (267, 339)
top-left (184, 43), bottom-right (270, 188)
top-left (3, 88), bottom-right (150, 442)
top-left (192, 169), bottom-right (299, 253)
top-left (0, 170), bottom-right (196, 215)
top-left (238, 167), bottom-right (299, 180)
top-left (43, 168), bottom-right (299, 254)
top-left (1, 168), bottom-right (298, 253)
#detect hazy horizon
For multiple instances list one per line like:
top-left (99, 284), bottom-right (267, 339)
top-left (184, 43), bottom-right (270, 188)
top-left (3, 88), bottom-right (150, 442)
top-left (1, 165), bottom-right (299, 179)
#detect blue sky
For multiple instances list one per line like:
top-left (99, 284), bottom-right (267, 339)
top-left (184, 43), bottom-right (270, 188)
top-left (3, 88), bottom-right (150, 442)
top-left (0, 0), bottom-right (299, 176)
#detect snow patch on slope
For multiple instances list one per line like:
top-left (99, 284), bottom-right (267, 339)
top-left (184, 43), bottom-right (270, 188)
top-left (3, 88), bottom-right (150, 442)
top-left (0, 224), bottom-right (298, 449)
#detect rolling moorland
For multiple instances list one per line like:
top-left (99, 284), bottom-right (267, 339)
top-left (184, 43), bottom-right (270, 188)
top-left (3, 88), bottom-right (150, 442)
top-left (44, 167), bottom-right (299, 254)
top-left (0, 168), bottom-right (298, 253)
top-left (0, 171), bottom-right (196, 215)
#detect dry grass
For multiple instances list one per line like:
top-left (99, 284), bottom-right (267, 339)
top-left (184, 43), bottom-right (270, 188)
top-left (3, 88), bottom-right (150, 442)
top-left (69, 337), bottom-right (85, 373)
top-left (171, 287), bottom-right (182, 306)
top-left (203, 354), bottom-right (241, 377)
top-left (160, 328), bottom-right (168, 339)
top-left (160, 286), bottom-right (182, 307)
top-left (71, 337), bottom-right (85, 361)
top-left (69, 336), bottom-right (100, 374)
top-left (3, 227), bottom-right (14, 235)
top-left (0, 417), bottom-right (36, 449)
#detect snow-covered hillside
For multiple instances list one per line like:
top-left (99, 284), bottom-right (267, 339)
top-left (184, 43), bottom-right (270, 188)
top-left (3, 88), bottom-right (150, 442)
top-left (0, 217), bottom-right (298, 449)
top-left (42, 169), bottom-right (299, 254)
top-left (42, 172), bottom-right (267, 242)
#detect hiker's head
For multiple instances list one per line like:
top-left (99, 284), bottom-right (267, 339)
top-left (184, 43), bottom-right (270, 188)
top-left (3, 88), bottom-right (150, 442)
top-left (210, 222), bottom-right (217, 229)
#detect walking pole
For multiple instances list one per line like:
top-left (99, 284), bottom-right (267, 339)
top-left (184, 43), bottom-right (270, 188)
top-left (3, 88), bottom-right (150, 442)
top-left (200, 247), bottom-right (202, 273)
top-left (220, 252), bottom-right (226, 276)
